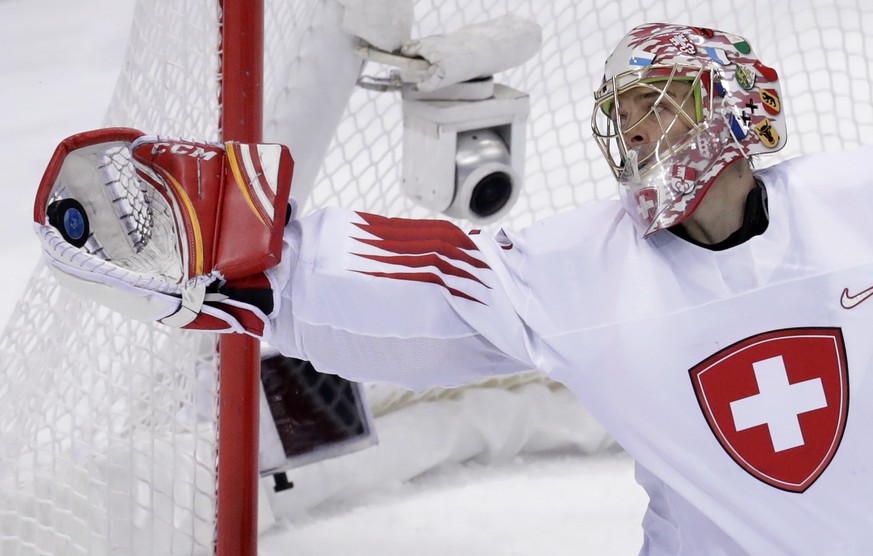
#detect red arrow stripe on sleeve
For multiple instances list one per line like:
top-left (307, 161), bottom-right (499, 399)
top-left (353, 270), bottom-right (485, 304)
top-left (351, 252), bottom-right (490, 288)
top-left (352, 237), bottom-right (490, 269)
top-left (354, 212), bottom-right (481, 251)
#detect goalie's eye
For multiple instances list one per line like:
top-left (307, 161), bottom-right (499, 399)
top-left (47, 198), bottom-right (90, 248)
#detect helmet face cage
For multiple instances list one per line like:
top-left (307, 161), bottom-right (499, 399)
top-left (591, 23), bottom-right (787, 237)
top-left (592, 64), bottom-right (710, 181)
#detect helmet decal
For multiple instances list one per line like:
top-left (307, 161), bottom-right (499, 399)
top-left (591, 23), bottom-right (787, 237)
top-left (735, 64), bottom-right (756, 90)
top-left (760, 89), bottom-right (781, 115)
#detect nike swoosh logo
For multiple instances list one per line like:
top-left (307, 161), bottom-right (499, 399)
top-left (841, 285), bottom-right (873, 309)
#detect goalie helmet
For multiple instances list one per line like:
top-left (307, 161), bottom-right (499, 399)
top-left (591, 23), bottom-right (786, 237)
top-left (33, 128), bottom-right (294, 338)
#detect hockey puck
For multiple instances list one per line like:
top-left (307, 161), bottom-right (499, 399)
top-left (47, 198), bottom-right (90, 248)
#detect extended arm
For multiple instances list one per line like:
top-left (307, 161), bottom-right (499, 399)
top-left (34, 129), bottom-right (537, 391)
top-left (267, 207), bottom-right (538, 390)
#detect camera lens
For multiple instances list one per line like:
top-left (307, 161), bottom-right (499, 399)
top-left (469, 172), bottom-right (512, 217)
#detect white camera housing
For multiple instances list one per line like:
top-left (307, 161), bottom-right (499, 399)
top-left (401, 81), bottom-right (529, 224)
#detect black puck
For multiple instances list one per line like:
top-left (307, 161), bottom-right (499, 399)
top-left (47, 198), bottom-right (90, 248)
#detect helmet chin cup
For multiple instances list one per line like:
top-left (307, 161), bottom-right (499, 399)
top-left (618, 120), bottom-right (737, 237)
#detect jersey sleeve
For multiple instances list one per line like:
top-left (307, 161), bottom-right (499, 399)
top-left (266, 206), bottom-right (538, 390)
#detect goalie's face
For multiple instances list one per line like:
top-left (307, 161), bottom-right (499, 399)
top-left (593, 70), bottom-right (725, 237)
top-left (611, 79), bottom-right (699, 171)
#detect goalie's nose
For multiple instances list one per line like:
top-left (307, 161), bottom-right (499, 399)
top-left (46, 198), bottom-right (90, 248)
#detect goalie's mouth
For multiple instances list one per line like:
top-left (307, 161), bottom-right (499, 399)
top-left (619, 143), bottom-right (662, 183)
top-left (620, 126), bottom-right (702, 182)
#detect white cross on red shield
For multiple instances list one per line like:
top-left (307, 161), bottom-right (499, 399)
top-left (689, 328), bottom-right (849, 493)
top-left (634, 188), bottom-right (658, 222)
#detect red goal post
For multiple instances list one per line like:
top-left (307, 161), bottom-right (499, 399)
top-left (216, 2), bottom-right (264, 555)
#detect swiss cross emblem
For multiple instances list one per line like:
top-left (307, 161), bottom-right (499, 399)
top-left (689, 328), bottom-right (849, 493)
top-left (634, 188), bottom-right (658, 222)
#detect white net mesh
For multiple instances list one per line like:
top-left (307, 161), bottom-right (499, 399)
top-left (2, 0), bottom-right (873, 554)
top-left (291, 0), bottom-right (873, 227)
top-left (0, 2), bottom-right (224, 555)
top-left (0, 269), bottom-right (219, 555)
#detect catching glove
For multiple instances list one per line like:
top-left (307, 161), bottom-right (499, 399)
top-left (33, 127), bottom-right (294, 339)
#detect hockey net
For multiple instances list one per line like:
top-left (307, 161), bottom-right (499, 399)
top-left (2, 0), bottom-right (873, 554)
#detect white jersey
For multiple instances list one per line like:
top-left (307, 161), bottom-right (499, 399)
top-left (268, 144), bottom-right (873, 555)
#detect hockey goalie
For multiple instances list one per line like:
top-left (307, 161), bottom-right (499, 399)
top-left (31, 21), bottom-right (873, 555)
top-left (33, 127), bottom-right (293, 339)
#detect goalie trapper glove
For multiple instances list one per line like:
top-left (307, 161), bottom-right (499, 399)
top-left (33, 127), bottom-right (294, 339)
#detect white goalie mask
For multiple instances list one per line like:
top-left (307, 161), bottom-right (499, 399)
top-left (591, 23), bottom-right (787, 237)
